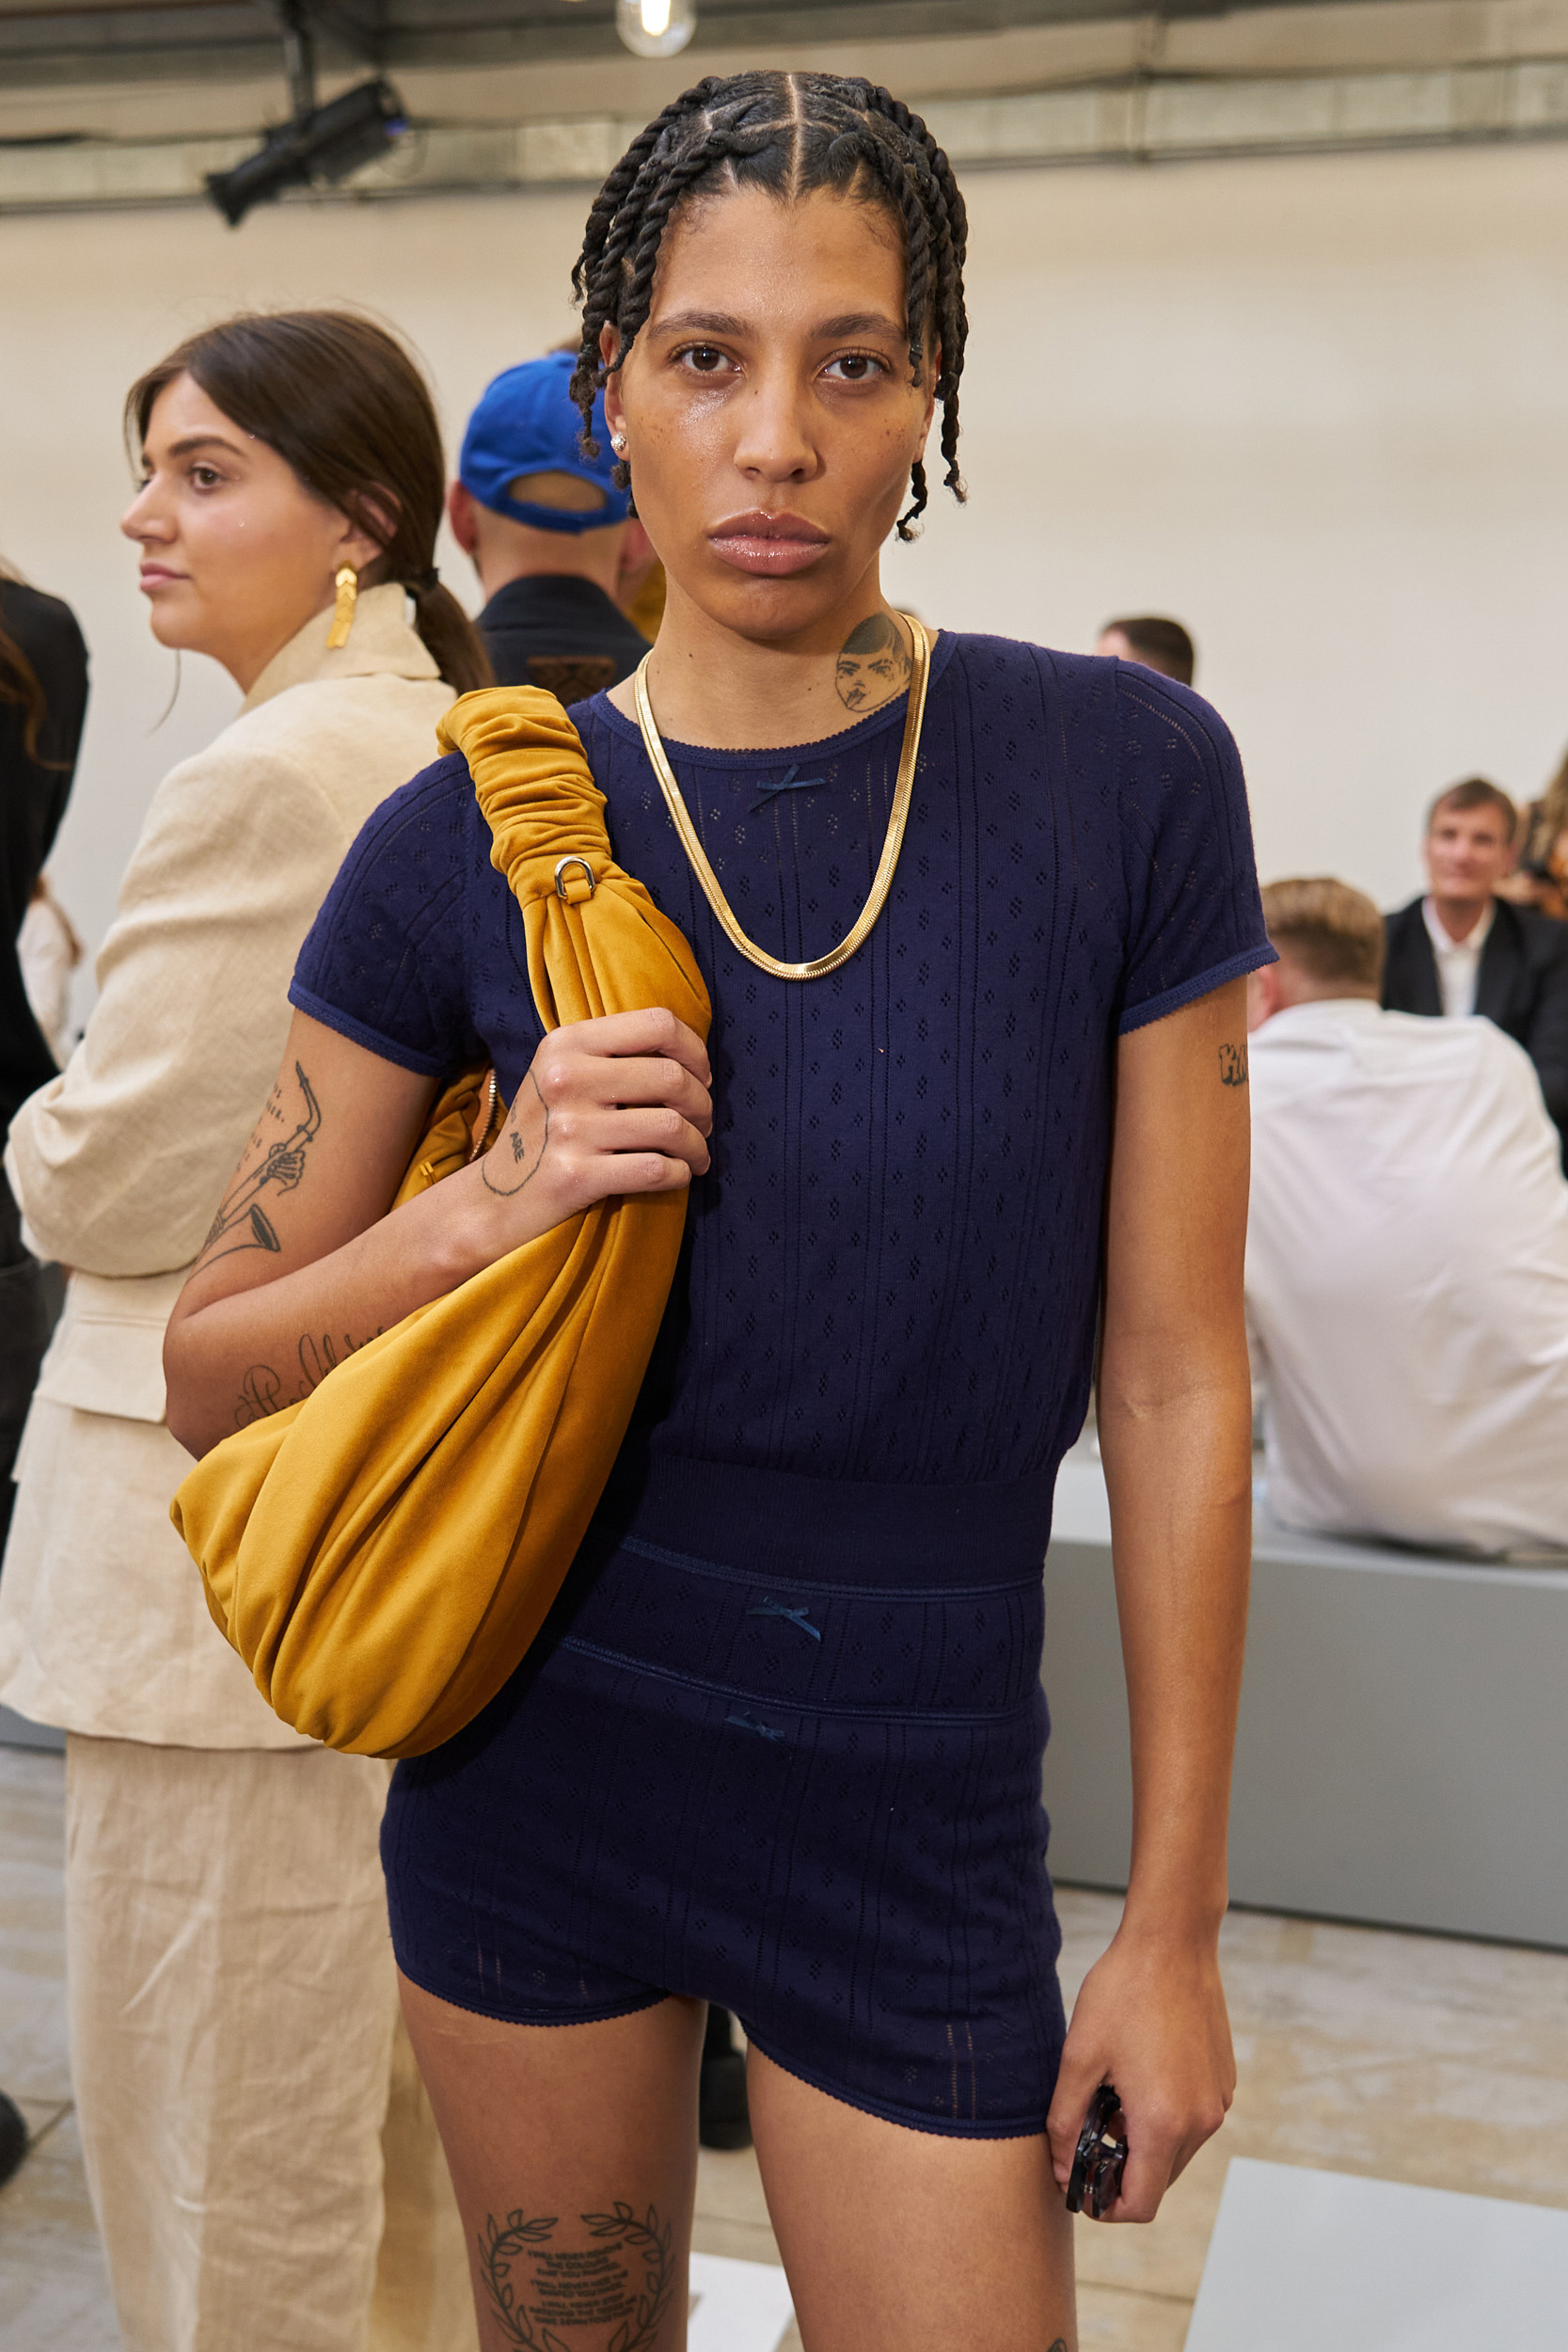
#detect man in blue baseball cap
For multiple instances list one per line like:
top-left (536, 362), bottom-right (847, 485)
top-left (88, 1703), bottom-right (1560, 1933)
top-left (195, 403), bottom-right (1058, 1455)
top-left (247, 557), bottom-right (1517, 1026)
top-left (449, 352), bottom-right (654, 699)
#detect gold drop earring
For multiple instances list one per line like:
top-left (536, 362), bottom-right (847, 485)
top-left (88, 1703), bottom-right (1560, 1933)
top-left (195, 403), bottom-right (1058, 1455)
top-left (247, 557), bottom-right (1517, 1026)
top-left (326, 564), bottom-right (358, 650)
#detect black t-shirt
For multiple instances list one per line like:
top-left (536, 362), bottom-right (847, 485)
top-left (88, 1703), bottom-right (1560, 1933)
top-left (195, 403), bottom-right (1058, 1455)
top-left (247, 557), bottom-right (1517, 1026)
top-left (477, 574), bottom-right (650, 703)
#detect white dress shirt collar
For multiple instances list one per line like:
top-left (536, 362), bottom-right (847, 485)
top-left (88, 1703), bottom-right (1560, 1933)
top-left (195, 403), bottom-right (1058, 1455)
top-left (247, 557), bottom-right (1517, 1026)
top-left (1421, 895), bottom-right (1495, 1019)
top-left (1258, 996), bottom-right (1385, 1037)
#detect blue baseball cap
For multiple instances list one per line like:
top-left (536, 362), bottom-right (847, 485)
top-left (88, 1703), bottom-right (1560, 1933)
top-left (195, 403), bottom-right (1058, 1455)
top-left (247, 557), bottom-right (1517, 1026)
top-left (458, 353), bottom-right (631, 535)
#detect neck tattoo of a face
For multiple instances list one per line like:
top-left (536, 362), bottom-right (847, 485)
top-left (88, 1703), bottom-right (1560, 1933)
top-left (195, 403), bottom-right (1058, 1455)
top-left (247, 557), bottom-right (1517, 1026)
top-left (836, 612), bottom-right (911, 714)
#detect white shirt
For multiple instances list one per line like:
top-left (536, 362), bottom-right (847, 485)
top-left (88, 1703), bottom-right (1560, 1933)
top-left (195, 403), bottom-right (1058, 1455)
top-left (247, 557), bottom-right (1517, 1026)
top-left (1422, 894), bottom-right (1495, 1019)
top-left (18, 888), bottom-right (78, 1065)
top-left (1245, 997), bottom-right (1568, 1556)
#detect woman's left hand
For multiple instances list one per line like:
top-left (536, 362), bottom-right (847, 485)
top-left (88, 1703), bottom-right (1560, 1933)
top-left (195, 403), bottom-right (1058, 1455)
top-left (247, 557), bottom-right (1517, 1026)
top-left (1046, 1918), bottom-right (1235, 2222)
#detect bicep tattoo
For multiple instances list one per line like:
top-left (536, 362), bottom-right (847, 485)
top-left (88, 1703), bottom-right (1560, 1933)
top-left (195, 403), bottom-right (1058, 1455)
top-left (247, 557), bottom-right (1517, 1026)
top-left (1218, 1041), bottom-right (1249, 1088)
top-left (198, 1061), bottom-right (323, 1269)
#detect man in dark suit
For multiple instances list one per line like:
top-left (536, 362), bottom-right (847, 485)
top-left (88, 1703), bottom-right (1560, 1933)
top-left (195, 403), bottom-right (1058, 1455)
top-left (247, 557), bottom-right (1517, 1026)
top-left (1383, 776), bottom-right (1568, 1152)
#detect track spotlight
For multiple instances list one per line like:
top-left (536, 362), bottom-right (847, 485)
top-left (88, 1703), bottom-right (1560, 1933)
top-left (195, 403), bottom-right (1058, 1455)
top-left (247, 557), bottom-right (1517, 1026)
top-left (206, 5), bottom-right (407, 228)
top-left (207, 78), bottom-right (406, 228)
top-left (615, 0), bottom-right (696, 59)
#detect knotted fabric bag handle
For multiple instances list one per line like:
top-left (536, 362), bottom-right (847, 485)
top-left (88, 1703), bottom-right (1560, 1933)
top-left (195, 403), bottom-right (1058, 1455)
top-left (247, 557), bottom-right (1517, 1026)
top-left (170, 688), bottom-right (711, 1757)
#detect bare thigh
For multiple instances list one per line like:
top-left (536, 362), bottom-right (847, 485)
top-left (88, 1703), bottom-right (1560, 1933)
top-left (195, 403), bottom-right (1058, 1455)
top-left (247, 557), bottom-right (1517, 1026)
top-left (400, 1973), bottom-right (705, 2351)
top-left (750, 2047), bottom-right (1075, 2352)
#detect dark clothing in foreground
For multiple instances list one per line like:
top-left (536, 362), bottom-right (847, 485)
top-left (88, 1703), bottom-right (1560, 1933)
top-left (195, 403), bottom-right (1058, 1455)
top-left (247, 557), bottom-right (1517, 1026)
top-left (1382, 895), bottom-right (1568, 1149)
top-left (477, 573), bottom-right (650, 703)
top-left (2, 579), bottom-right (87, 1130)
top-left (294, 635), bottom-right (1273, 2137)
top-left (1, 578), bottom-right (88, 1559)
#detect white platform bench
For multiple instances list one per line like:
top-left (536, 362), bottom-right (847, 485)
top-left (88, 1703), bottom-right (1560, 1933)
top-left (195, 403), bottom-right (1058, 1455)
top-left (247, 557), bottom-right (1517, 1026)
top-left (1040, 1456), bottom-right (1568, 1948)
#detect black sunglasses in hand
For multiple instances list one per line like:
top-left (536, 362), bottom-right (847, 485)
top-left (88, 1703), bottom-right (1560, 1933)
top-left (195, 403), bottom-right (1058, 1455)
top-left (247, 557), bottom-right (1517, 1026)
top-left (1065, 2082), bottom-right (1129, 2220)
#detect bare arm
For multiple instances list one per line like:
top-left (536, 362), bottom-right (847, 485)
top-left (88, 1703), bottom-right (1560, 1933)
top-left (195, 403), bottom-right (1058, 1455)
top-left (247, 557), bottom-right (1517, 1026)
top-left (164, 1004), bottom-right (712, 1459)
top-left (1046, 976), bottom-right (1253, 2222)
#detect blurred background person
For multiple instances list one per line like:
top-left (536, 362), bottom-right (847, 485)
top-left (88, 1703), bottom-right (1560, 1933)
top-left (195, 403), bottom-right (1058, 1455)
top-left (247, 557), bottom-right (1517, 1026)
top-left (1245, 877), bottom-right (1568, 1556)
top-left (1, 560), bottom-right (87, 1563)
top-left (1507, 747), bottom-right (1568, 923)
top-left (448, 350), bottom-right (653, 701)
top-left (0, 554), bottom-right (87, 2194)
top-left (1, 561), bottom-right (87, 1540)
top-left (0, 312), bottom-right (483, 2352)
top-left (1381, 776), bottom-right (1568, 1154)
top-left (1094, 612), bottom-right (1196, 685)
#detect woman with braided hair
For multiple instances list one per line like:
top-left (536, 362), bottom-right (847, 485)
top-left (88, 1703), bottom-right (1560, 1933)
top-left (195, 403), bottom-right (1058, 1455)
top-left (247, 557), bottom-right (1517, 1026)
top-left (166, 70), bottom-right (1272, 2348)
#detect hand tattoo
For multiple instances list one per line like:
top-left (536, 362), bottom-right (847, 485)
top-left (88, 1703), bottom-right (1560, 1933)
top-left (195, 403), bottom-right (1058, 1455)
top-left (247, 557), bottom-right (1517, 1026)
top-left (198, 1063), bottom-right (321, 1268)
top-left (481, 1069), bottom-right (549, 1198)
top-left (1218, 1041), bottom-right (1249, 1088)
top-left (477, 2201), bottom-right (674, 2350)
top-left (835, 612), bottom-right (911, 714)
top-left (233, 1327), bottom-right (382, 1430)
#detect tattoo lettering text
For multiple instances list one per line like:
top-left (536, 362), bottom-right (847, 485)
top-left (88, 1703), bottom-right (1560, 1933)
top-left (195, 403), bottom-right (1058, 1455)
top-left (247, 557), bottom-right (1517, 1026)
top-left (233, 1327), bottom-right (382, 1430)
top-left (1218, 1041), bottom-right (1248, 1089)
top-left (198, 1062), bottom-right (322, 1268)
top-left (482, 1069), bottom-right (549, 1199)
top-left (835, 612), bottom-right (911, 715)
top-left (478, 2202), bottom-right (675, 2351)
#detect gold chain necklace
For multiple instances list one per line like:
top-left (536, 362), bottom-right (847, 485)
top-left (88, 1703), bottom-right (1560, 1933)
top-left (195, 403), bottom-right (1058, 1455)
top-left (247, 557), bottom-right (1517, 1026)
top-left (632, 614), bottom-right (932, 982)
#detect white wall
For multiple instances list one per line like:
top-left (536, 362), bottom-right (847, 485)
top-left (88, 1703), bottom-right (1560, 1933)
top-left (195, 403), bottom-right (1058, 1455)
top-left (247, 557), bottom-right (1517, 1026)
top-left (4, 135), bottom-right (1567, 1026)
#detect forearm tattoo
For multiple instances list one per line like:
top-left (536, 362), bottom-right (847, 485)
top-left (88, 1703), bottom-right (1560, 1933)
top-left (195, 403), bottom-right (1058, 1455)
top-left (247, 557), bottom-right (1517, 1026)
top-left (1218, 1041), bottom-right (1248, 1088)
top-left (835, 612), bottom-right (911, 714)
top-left (198, 1062), bottom-right (321, 1267)
top-left (233, 1326), bottom-right (382, 1430)
top-left (481, 1069), bottom-right (549, 1198)
top-left (477, 2201), bottom-right (675, 2350)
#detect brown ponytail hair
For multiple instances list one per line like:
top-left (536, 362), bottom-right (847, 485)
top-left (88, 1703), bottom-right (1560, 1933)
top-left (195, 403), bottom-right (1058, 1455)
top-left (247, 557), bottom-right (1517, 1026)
top-left (126, 310), bottom-right (493, 695)
top-left (0, 567), bottom-right (51, 763)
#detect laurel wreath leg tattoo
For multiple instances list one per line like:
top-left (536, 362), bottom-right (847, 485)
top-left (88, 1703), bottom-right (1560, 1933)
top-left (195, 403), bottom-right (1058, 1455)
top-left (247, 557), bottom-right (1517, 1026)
top-left (478, 2202), bottom-right (675, 2351)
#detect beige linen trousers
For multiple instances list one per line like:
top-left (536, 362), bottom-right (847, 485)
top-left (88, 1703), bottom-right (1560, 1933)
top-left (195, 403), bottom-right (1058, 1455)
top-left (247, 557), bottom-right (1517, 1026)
top-left (0, 589), bottom-right (477, 2352)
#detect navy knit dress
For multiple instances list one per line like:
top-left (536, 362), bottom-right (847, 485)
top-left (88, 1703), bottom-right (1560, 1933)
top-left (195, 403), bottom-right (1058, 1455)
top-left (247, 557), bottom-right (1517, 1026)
top-left (292, 633), bottom-right (1272, 2137)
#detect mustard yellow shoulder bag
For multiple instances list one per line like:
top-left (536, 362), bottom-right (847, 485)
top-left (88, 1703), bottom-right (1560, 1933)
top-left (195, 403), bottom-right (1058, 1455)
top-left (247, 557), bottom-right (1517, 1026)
top-left (169, 687), bottom-right (711, 1759)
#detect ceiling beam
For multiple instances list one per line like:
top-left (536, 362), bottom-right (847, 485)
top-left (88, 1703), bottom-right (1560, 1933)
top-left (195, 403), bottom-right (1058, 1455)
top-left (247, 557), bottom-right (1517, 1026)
top-left (4, 52), bottom-right (1566, 208)
top-left (0, 0), bottom-right (1353, 88)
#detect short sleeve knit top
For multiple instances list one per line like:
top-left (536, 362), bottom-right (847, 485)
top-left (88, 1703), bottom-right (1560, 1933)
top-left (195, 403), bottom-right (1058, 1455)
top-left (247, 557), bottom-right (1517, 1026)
top-left (293, 632), bottom-right (1272, 1568)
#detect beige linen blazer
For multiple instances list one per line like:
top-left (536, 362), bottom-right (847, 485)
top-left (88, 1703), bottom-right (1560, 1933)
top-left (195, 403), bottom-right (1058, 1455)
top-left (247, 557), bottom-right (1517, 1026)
top-left (0, 586), bottom-right (454, 1746)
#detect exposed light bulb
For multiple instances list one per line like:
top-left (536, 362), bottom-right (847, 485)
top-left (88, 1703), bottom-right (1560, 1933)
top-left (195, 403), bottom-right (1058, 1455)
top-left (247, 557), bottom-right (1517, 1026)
top-left (615, 0), bottom-right (694, 58)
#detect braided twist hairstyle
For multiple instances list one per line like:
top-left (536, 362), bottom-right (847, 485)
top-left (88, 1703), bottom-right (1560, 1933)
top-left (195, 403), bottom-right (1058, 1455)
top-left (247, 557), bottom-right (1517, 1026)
top-left (570, 72), bottom-right (968, 538)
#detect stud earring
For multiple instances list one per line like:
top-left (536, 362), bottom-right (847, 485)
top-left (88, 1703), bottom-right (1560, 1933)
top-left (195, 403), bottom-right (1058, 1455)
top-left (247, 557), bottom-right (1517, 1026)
top-left (610, 433), bottom-right (628, 454)
top-left (325, 564), bottom-right (358, 651)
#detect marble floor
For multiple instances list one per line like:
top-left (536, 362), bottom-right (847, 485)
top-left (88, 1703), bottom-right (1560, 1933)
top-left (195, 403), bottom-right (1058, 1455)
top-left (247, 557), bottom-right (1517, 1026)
top-left (4, 1741), bottom-right (1566, 2350)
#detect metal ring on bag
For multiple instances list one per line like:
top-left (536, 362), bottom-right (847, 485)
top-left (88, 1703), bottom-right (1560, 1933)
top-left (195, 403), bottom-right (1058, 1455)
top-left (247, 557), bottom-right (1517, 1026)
top-left (553, 855), bottom-right (596, 899)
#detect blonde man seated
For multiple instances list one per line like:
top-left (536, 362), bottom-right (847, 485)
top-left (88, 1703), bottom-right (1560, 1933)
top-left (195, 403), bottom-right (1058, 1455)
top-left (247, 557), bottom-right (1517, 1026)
top-left (1246, 877), bottom-right (1568, 1556)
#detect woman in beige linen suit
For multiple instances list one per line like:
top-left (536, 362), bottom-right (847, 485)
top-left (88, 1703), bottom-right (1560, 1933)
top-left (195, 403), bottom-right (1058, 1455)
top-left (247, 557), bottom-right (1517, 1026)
top-left (0, 312), bottom-right (485, 2352)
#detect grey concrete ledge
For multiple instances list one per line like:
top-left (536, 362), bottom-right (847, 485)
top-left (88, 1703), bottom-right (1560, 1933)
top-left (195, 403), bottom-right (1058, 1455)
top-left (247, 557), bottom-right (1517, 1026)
top-left (1042, 1458), bottom-right (1568, 1950)
top-left (8, 54), bottom-right (1568, 214)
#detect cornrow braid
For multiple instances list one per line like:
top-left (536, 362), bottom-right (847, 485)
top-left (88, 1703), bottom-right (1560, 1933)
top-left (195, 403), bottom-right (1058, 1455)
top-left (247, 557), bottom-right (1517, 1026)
top-left (569, 71), bottom-right (969, 538)
top-left (858, 81), bottom-right (969, 512)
